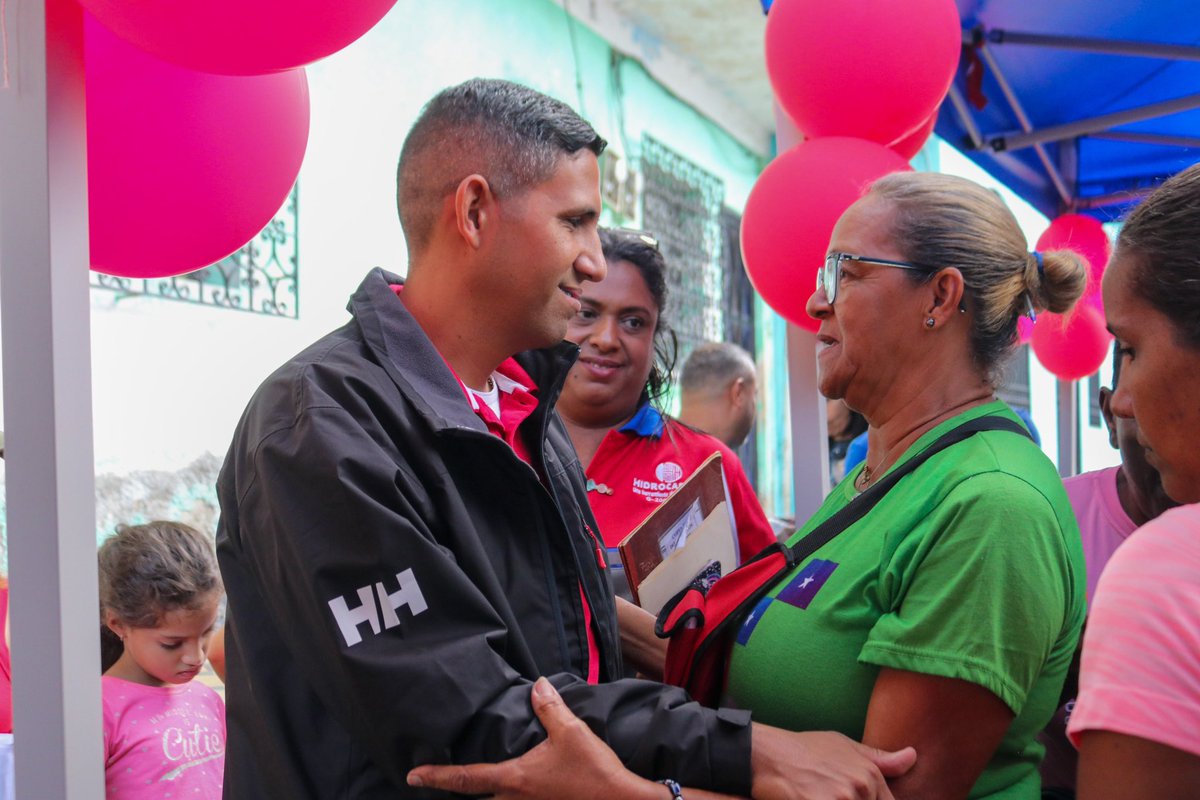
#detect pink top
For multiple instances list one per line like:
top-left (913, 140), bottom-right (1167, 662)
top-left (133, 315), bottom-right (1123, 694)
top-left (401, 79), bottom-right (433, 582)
top-left (1068, 503), bottom-right (1200, 757)
top-left (1063, 466), bottom-right (1138, 603)
top-left (102, 676), bottom-right (226, 798)
top-left (0, 588), bottom-right (11, 733)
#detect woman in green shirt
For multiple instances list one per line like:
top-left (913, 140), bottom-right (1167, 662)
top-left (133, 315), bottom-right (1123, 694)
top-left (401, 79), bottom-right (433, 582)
top-left (410, 173), bottom-right (1090, 800)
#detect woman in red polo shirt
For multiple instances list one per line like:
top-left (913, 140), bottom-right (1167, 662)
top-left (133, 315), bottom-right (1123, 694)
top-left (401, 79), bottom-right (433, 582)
top-left (556, 227), bottom-right (775, 596)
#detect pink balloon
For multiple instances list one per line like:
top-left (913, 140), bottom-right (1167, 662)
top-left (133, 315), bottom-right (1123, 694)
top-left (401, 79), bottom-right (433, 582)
top-left (889, 110), bottom-right (939, 161)
top-left (765, 0), bottom-right (961, 146)
top-left (1030, 304), bottom-right (1112, 381)
top-left (78, 0), bottom-right (397, 75)
top-left (741, 138), bottom-right (912, 332)
top-left (1035, 214), bottom-right (1112, 299)
top-left (86, 16), bottom-right (310, 279)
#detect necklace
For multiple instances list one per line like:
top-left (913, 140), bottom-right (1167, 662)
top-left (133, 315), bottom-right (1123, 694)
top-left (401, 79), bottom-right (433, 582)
top-left (853, 394), bottom-right (995, 491)
top-left (485, 375), bottom-right (495, 392)
top-left (855, 451), bottom-right (888, 489)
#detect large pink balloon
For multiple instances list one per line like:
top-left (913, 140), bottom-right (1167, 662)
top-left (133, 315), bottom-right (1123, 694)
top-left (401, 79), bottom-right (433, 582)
top-left (765, 0), bottom-right (961, 146)
top-left (889, 110), bottom-right (939, 162)
top-left (78, 0), bottom-right (397, 75)
top-left (1030, 304), bottom-right (1112, 381)
top-left (86, 16), bottom-right (310, 279)
top-left (741, 138), bottom-right (911, 332)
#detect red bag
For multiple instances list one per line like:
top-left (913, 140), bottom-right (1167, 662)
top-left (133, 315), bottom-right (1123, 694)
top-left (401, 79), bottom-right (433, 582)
top-left (655, 414), bottom-right (1030, 708)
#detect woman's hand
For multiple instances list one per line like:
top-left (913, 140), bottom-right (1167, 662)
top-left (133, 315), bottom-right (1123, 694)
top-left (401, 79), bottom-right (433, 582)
top-left (407, 678), bottom-right (666, 800)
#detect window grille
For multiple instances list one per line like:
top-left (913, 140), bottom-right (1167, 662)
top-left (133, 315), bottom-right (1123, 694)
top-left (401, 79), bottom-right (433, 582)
top-left (91, 185), bottom-right (299, 319)
top-left (640, 136), bottom-right (726, 367)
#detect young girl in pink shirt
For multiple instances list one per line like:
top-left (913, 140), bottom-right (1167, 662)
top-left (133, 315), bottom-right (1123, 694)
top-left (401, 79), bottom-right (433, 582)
top-left (99, 521), bottom-right (226, 799)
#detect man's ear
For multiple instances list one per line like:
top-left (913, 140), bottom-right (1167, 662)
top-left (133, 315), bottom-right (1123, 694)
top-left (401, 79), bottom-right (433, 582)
top-left (453, 174), bottom-right (494, 249)
top-left (728, 377), bottom-right (748, 407)
top-left (1099, 386), bottom-right (1119, 449)
top-left (926, 267), bottom-right (966, 326)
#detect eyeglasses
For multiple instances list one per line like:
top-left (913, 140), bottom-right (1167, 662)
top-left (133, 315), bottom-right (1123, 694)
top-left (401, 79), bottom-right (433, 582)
top-left (817, 252), bottom-right (934, 304)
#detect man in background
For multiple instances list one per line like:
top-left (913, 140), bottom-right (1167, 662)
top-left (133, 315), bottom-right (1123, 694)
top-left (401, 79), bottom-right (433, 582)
top-left (678, 341), bottom-right (758, 449)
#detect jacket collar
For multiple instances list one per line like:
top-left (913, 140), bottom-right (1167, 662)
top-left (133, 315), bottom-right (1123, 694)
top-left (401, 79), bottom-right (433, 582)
top-left (347, 268), bottom-right (578, 435)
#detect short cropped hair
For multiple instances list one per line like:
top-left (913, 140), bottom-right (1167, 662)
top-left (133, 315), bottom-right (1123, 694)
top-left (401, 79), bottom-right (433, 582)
top-left (680, 342), bottom-right (755, 396)
top-left (396, 78), bottom-right (607, 253)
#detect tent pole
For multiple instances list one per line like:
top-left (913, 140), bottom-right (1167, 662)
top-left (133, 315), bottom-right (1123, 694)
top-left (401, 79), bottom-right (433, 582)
top-left (1056, 379), bottom-right (1079, 478)
top-left (946, 84), bottom-right (985, 150)
top-left (0, 0), bottom-right (105, 796)
top-left (1075, 187), bottom-right (1155, 210)
top-left (988, 92), bottom-right (1200, 152)
top-left (976, 42), bottom-right (1074, 207)
top-left (1088, 130), bottom-right (1200, 149)
top-left (986, 29), bottom-right (1200, 63)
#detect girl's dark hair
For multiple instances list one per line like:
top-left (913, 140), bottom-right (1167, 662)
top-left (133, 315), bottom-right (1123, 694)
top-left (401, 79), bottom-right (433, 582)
top-left (98, 521), bottom-right (221, 672)
top-left (598, 228), bottom-right (679, 404)
top-left (1116, 162), bottom-right (1200, 349)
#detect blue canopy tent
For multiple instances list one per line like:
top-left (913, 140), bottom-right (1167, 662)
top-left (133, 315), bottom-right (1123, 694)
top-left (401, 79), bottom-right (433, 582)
top-left (760, 0), bottom-right (1200, 220)
top-left (759, 0), bottom-right (1200, 491)
top-left (940, 0), bottom-right (1200, 221)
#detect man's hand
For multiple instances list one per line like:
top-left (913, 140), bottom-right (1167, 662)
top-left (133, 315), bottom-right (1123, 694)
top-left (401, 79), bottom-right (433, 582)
top-left (750, 723), bottom-right (916, 800)
top-left (407, 678), bottom-right (662, 800)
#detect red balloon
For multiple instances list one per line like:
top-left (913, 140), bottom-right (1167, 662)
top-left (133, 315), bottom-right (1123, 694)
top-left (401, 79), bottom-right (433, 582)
top-left (78, 0), bottom-right (397, 75)
top-left (741, 138), bottom-right (912, 331)
top-left (1030, 304), bottom-right (1112, 381)
top-left (889, 110), bottom-right (939, 161)
top-left (765, 0), bottom-right (961, 146)
top-left (86, 16), bottom-right (310, 278)
top-left (1035, 214), bottom-right (1112, 299)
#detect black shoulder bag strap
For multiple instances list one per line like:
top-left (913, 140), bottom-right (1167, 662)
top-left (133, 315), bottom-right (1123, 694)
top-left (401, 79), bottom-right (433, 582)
top-left (785, 414), bottom-right (1032, 564)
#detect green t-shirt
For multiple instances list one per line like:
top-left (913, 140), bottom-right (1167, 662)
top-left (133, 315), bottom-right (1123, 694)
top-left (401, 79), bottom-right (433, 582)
top-left (725, 402), bottom-right (1085, 799)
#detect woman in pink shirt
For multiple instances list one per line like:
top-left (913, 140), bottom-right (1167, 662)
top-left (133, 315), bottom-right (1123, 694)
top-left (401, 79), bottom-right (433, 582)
top-left (1068, 162), bottom-right (1200, 799)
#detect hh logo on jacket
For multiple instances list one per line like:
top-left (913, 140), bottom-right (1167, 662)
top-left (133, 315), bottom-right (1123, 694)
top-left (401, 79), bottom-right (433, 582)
top-left (328, 568), bottom-right (428, 647)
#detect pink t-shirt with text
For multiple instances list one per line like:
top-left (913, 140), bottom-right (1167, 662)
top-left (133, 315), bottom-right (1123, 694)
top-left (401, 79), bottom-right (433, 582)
top-left (102, 675), bottom-right (226, 798)
top-left (1063, 466), bottom-right (1138, 603)
top-left (1068, 503), bottom-right (1200, 757)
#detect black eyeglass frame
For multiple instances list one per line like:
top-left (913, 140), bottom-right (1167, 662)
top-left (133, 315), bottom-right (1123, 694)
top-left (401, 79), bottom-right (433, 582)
top-left (817, 252), bottom-right (936, 304)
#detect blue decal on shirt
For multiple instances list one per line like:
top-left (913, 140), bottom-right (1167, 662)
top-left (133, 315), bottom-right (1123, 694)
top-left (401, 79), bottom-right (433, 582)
top-left (736, 597), bottom-right (774, 647)
top-left (777, 559), bottom-right (838, 610)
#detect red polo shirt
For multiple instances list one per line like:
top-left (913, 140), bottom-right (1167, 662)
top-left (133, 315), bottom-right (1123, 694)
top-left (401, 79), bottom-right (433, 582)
top-left (585, 405), bottom-right (776, 570)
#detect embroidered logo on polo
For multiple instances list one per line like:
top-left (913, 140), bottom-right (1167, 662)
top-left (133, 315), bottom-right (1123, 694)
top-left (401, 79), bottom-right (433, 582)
top-left (632, 460), bottom-right (684, 503)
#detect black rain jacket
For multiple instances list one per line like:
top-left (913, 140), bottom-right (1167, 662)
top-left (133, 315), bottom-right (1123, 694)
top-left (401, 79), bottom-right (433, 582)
top-left (216, 269), bottom-right (752, 798)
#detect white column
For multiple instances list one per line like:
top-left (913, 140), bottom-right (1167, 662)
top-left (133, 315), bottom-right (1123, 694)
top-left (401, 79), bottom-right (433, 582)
top-left (1056, 378), bottom-right (1080, 477)
top-left (787, 325), bottom-right (830, 522)
top-left (0, 0), bottom-right (105, 796)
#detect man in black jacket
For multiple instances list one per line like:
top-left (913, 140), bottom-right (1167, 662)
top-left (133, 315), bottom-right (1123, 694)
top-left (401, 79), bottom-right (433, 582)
top-left (217, 78), bottom-right (911, 799)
